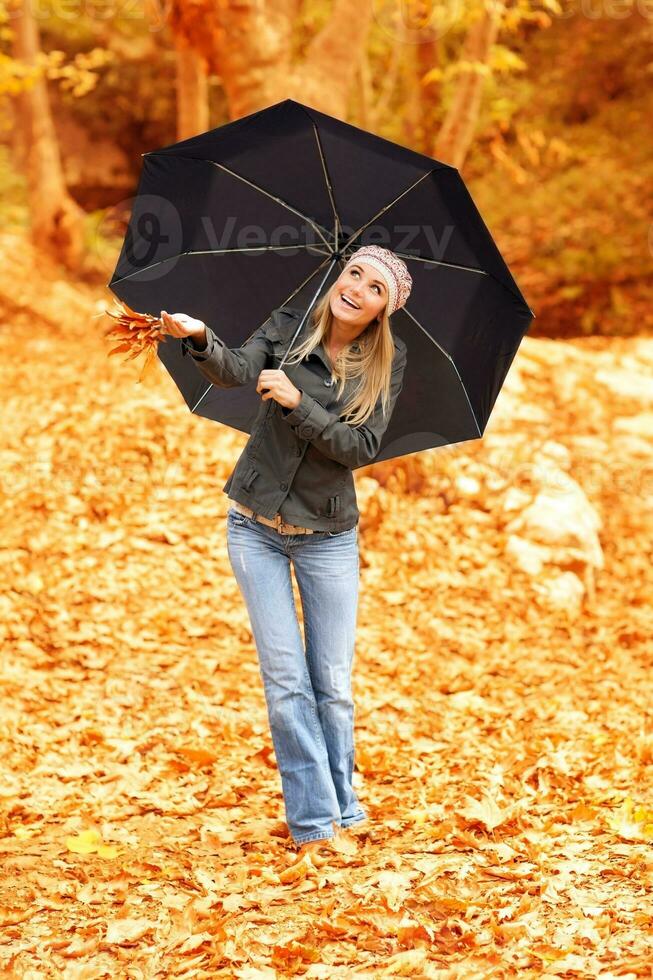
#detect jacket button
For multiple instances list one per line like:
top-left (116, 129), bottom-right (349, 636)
top-left (303, 427), bottom-right (314, 438)
top-left (280, 482), bottom-right (288, 491)
top-left (324, 378), bottom-right (334, 387)
top-left (295, 447), bottom-right (302, 456)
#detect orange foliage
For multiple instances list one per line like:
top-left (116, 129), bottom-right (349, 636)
top-left (0, 255), bottom-right (651, 977)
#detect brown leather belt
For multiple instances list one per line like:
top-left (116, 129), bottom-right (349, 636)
top-left (231, 500), bottom-right (315, 535)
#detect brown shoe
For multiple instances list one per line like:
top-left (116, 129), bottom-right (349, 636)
top-left (269, 820), bottom-right (290, 839)
top-left (338, 821), bottom-right (370, 838)
top-left (294, 838), bottom-right (335, 867)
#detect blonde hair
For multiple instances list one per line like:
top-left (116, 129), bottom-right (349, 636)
top-left (282, 281), bottom-right (397, 427)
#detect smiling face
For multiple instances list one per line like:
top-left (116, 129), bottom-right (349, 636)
top-left (330, 262), bottom-right (389, 328)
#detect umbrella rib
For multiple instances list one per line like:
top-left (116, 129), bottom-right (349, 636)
top-left (111, 244), bottom-right (331, 284)
top-left (341, 170), bottom-right (434, 251)
top-left (189, 254), bottom-right (336, 414)
top-left (400, 306), bottom-right (482, 437)
top-left (393, 251), bottom-right (488, 277)
top-left (311, 123), bottom-right (341, 252)
top-left (190, 245), bottom-right (331, 255)
top-left (206, 160), bottom-right (333, 250)
top-left (399, 250), bottom-right (534, 314)
top-left (278, 257), bottom-right (339, 369)
top-left (274, 255), bottom-right (336, 323)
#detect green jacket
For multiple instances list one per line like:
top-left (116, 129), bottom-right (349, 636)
top-left (181, 305), bottom-right (408, 532)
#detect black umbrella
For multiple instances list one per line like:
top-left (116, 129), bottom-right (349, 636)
top-left (109, 98), bottom-right (534, 464)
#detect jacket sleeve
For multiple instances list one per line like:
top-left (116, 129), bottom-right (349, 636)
top-left (180, 311), bottom-right (279, 388)
top-left (281, 345), bottom-right (408, 469)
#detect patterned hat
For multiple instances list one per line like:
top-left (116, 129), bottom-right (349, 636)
top-left (342, 245), bottom-right (413, 315)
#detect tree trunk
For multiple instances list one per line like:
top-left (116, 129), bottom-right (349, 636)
top-left (357, 52), bottom-right (372, 130)
top-left (415, 15), bottom-right (441, 155)
top-left (398, 2), bottom-right (441, 155)
top-left (401, 43), bottom-right (422, 151)
top-left (297, 0), bottom-right (373, 116)
top-left (11, 0), bottom-right (86, 273)
top-left (169, 0), bottom-right (374, 121)
top-left (175, 41), bottom-right (210, 139)
top-left (368, 40), bottom-right (402, 132)
top-left (433, 0), bottom-right (505, 170)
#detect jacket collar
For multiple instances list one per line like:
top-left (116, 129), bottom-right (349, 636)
top-left (312, 342), bottom-right (333, 371)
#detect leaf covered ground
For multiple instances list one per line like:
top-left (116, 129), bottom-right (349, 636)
top-left (0, 236), bottom-right (651, 977)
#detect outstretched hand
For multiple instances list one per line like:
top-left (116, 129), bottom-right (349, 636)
top-left (257, 369), bottom-right (302, 411)
top-left (159, 310), bottom-right (206, 338)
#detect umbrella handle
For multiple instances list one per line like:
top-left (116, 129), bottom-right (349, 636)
top-left (259, 256), bottom-right (338, 409)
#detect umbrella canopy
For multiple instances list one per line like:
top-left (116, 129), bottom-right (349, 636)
top-left (109, 98), bottom-right (534, 464)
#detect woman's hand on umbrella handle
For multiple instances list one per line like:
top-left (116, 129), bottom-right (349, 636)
top-left (160, 310), bottom-right (207, 342)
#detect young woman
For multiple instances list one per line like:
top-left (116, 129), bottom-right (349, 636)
top-left (160, 244), bottom-right (412, 861)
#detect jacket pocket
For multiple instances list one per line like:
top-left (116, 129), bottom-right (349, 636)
top-left (243, 465), bottom-right (260, 491)
top-left (326, 494), bottom-right (341, 517)
top-left (228, 508), bottom-right (253, 527)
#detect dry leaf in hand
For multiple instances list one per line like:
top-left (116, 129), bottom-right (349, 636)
top-left (100, 297), bottom-right (169, 383)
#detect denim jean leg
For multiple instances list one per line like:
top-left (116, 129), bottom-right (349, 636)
top-left (291, 527), bottom-right (367, 828)
top-left (226, 516), bottom-right (341, 844)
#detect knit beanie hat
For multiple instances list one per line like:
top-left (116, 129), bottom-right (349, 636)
top-left (342, 245), bottom-right (413, 315)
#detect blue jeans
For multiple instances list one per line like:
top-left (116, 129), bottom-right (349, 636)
top-left (226, 506), bottom-right (368, 844)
